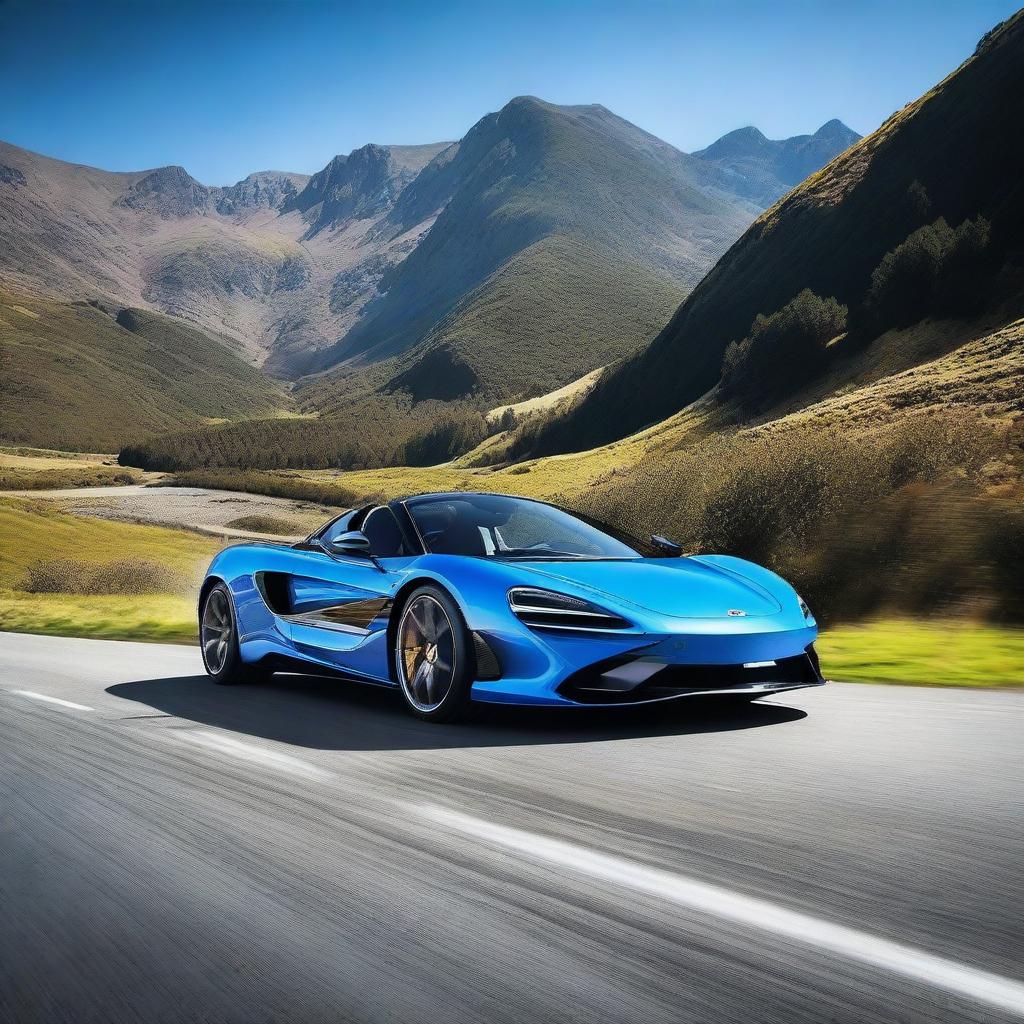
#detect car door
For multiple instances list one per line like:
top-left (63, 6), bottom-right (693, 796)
top-left (285, 506), bottom-right (419, 681)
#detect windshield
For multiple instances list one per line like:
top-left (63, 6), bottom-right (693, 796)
top-left (405, 494), bottom-right (670, 560)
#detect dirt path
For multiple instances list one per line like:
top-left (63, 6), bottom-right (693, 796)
top-left (8, 485), bottom-right (338, 540)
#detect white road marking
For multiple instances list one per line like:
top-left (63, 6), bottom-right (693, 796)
top-left (416, 803), bottom-right (1024, 1017)
top-left (11, 689), bottom-right (94, 712)
top-left (174, 729), bottom-right (332, 781)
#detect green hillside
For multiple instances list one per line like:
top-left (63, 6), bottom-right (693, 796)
top-left (122, 230), bottom-right (687, 473)
top-left (528, 11), bottom-right (1024, 456)
top-left (0, 289), bottom-right (287, 451)
top-left (308, 232), bottom-right (686, 408)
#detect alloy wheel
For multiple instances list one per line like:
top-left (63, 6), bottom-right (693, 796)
top-left (201, 588), bottom-right (232, 674)
top-left (398, 595), bottom-right (457, 712)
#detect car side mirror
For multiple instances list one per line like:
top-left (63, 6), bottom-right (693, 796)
top-left (650, 534), bottom-right (683, 556)
top-left (325, 530), bottom-right (372, 556)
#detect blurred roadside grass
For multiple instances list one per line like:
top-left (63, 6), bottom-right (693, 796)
top-left (0, 496), bottom-right (220, 586)
top-left (0, 593), bottom-right (197, 644)
top-left (0, 496), bottom-right (216, 644)
top-left (817, 620), bottom-right (1024, 688)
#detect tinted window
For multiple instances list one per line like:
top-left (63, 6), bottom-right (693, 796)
top-left (406, 494), bottom-right (659, 560)
top-left (361, 506), bottom-right (413, 558)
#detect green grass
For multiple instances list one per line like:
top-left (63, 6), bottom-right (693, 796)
top-left (818, 620), bottom-right (1024, 688)
top-left (3, 579), bottom-right (1021, 691)
top-left (0, 592), bottom-right (197, 644)
top-left (0, 496), bottom-right (217, 643)
top-left (0, 496), bottom-right (221, 589)
top-left (0, 288), bottom-right (286, 451)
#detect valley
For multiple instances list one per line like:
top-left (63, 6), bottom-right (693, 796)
top-left (1, 98), bottom-right (857, 461)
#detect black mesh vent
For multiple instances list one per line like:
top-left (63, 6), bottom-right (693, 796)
top-left (559, 649), bottom-right (824, 704)
top-left (472, 631), bottom-right (502, 681)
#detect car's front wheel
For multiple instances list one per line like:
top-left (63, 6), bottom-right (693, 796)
top-left (200, 582), bottom-right (267, 685)
top-left (394, 585), bottom-right (473, 722)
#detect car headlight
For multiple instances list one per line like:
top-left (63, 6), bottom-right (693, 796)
top-left (797, 595), bottom-right (814, 621)
top-left (507, 587), bottom-right (631, 631)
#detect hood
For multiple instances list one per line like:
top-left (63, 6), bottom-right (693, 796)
top-left (512, 557), bottom-right (783, 619)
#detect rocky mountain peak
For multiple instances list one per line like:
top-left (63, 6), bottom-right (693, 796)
top-left (284, 142), bottom-right (443, 238)
top-left (115, 165), bottom-right (211, 218)
top-left (810, 119), bottom-right (859, 146)
top-left (214, 170), bottom-right (309, 216)
top-left (696, 126), bottom-right (771, 161)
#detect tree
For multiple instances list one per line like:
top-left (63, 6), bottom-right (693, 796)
top-left (866, 215), bottom-right (990, 327)
top-left (720, 289), bottom-right (847, 411)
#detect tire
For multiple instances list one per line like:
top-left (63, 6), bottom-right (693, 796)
top-left (199, 582), bottom-right (269, 685)
top-left (394, 585), bottom-right (473, 722)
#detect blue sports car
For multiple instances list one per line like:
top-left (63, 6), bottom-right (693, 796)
top-left (199, 492), bottom-right (824, 721)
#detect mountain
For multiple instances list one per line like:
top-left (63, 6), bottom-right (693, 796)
top-left (283, 143), bottom-right (449, 237)
top-left (0, 100), bottom-right (854, 386)
top-left (0, 139), bottom-right (446, 374)
top-left (299, 99), bottom-right (856, 416)
top-left (215, 171), bottom-right (310, 216)
top-left (693, 119), bottom-right (860, 206)
top-left (526, 11), bottom-right (1024, 457)
top-left (0, 100), bottom-right (857, 456)
top-left (308, 98), bottom-right (754, 376)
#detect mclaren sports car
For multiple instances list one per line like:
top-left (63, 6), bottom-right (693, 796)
top-left (199, 492), bottom-right (825, 721)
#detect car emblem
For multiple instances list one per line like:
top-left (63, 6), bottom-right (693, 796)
top-left (727, 609), bottom-right (747, 617)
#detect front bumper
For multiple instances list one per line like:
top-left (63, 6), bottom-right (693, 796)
top-left (556, 646), bottom-right (825, 705)
top-left (469, 617), bottom-right (824, 706)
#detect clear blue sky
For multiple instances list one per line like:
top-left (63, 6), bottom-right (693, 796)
top-left (0, 0), bottom-right (1018, 185)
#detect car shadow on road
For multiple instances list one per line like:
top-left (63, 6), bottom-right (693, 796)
top-left (107, 672), bottom-right (808, 752)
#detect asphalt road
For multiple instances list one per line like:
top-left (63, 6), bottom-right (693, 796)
top-left (1, 632), bottom-right (1021, 1024)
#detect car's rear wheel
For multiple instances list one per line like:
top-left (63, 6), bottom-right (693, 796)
top-left (395, 586), bottom-right (473, 722)
top-left (200, 582), bottom-right (267, 685)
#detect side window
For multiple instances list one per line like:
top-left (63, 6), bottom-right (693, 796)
top-left (361, 507), bottom-right (412, 558)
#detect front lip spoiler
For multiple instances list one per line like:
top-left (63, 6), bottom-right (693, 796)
top-left (564, 678), bottom-right (827, 707)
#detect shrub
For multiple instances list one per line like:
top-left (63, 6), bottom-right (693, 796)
top-left (224, 514), bottom-right (306, 535)
top-left (403, 412), bottom-right (490, 466)
top-left (866, 215), bottom-right (991, 327)
top-left (24, 558), bottom-right (175, 594)
top-left (579, 409), bottom-right (1016, 624)
top-left (906, 179), bottom-right (932, 222)
top-left (0, 467), bottom-right (142, 491)
top-left (720, 289), bottom-right (847, 410)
